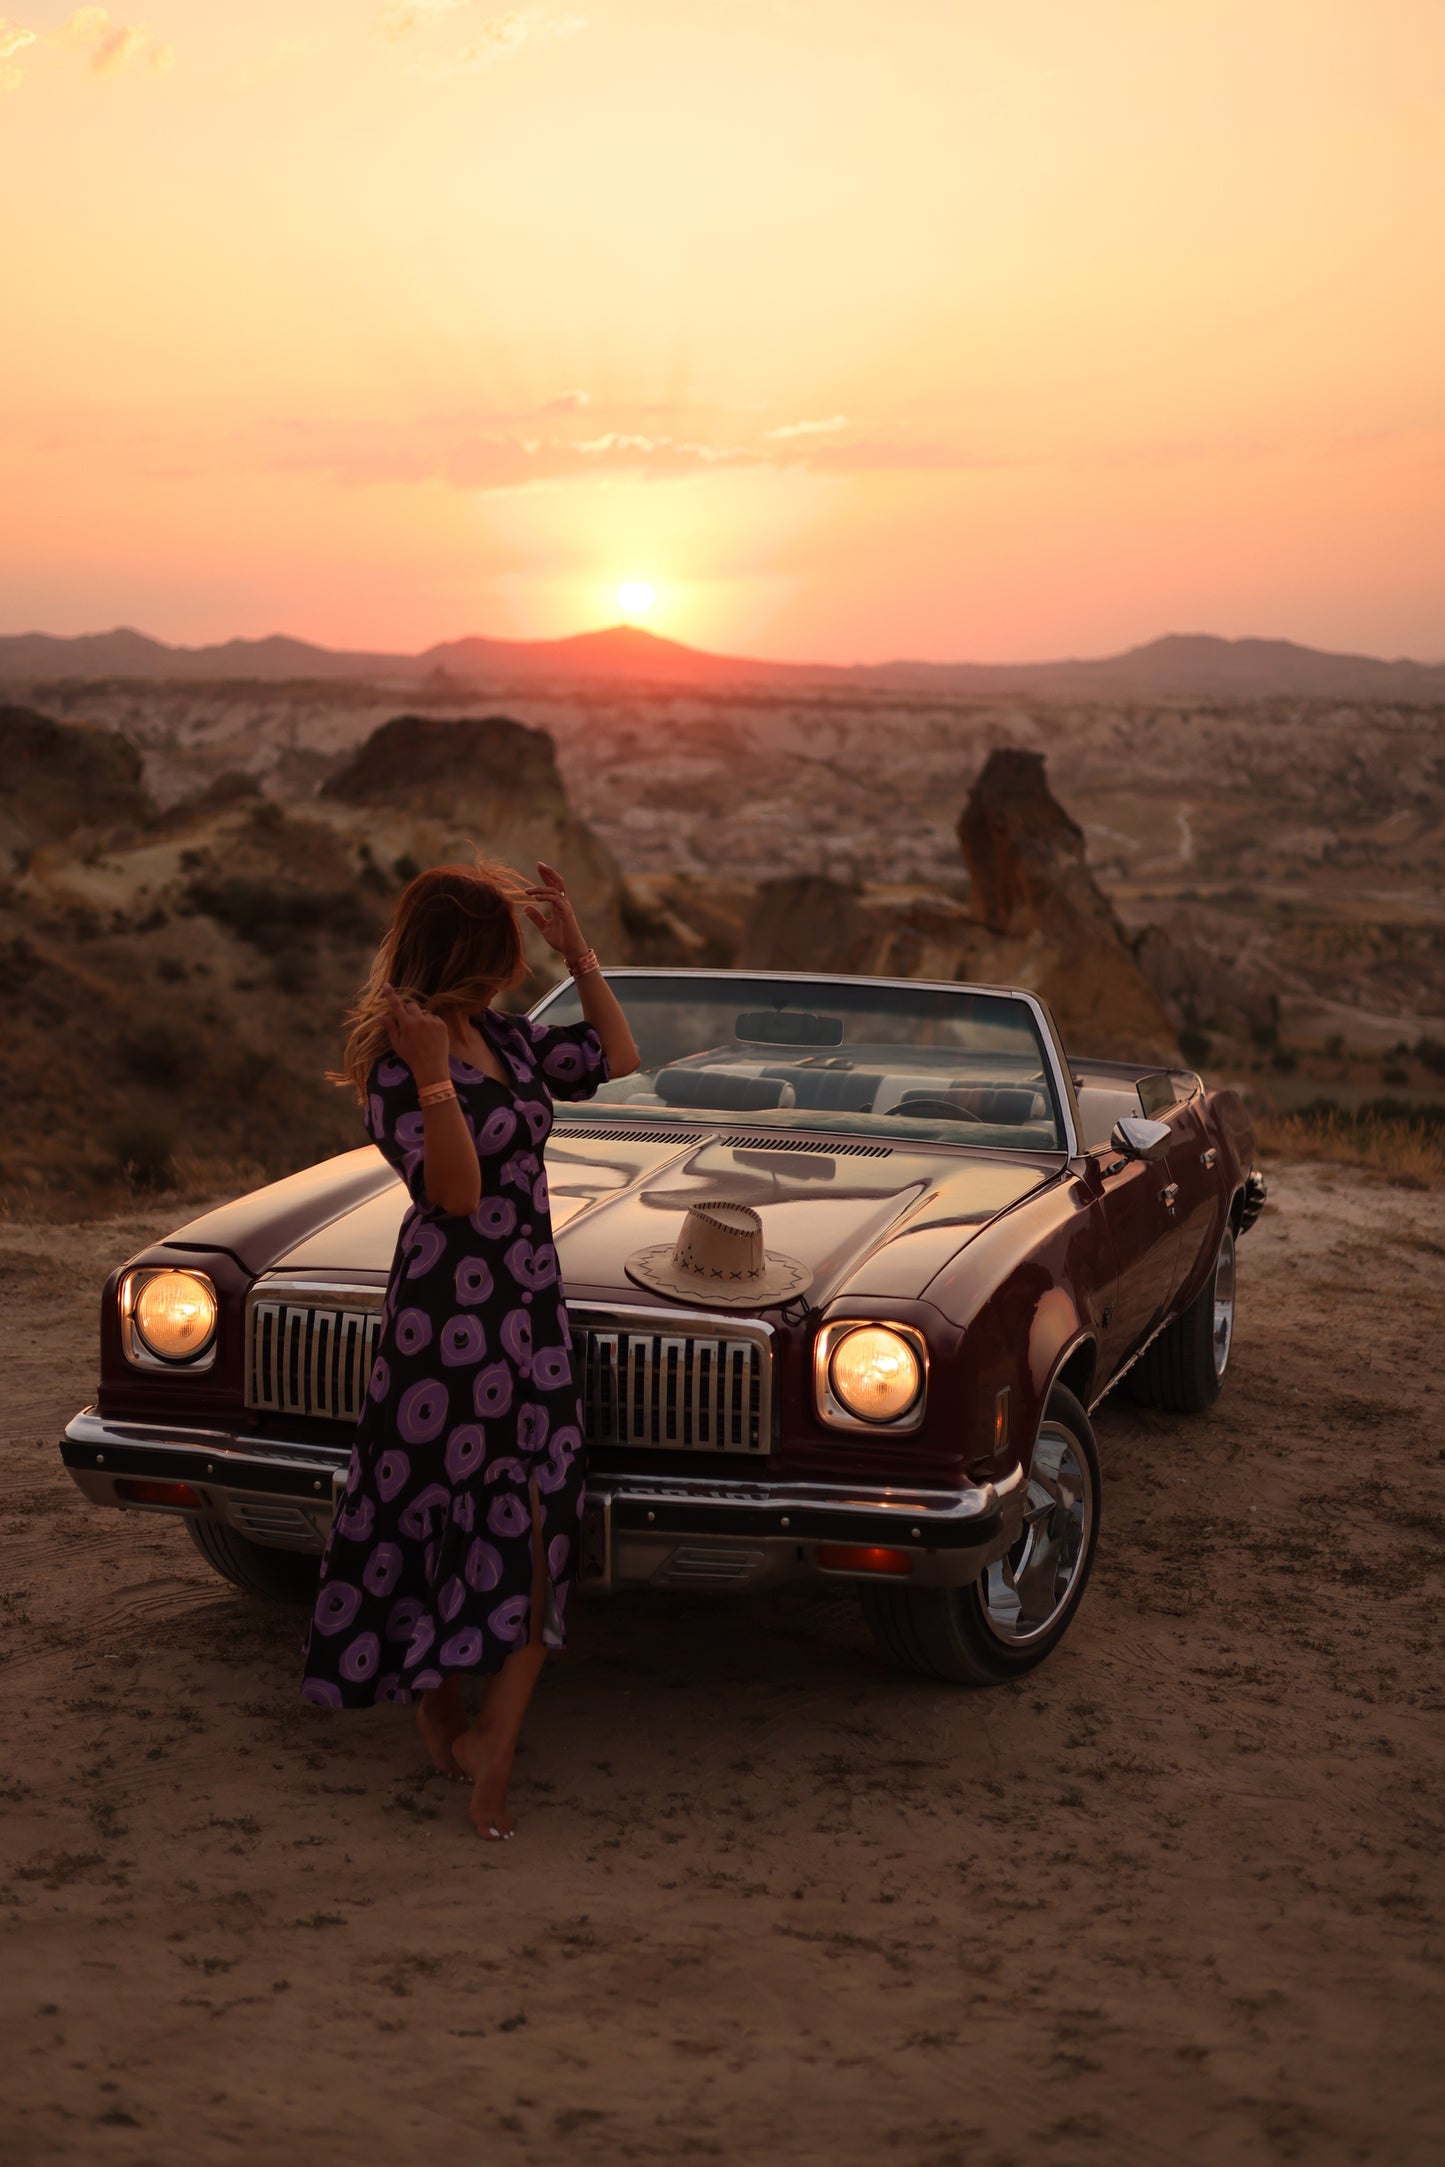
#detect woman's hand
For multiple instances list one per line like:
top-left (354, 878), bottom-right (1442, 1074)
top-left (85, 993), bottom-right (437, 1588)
top-left (382, 985), bottom-right (452, 1088)
top-left (524, 861), bottom-right (587, 961)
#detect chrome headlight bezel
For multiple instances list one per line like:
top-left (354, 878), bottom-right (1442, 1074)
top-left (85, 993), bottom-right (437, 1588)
top-left (813, 1321), bottom-right (928, 1434)
top-left (120, 1267), bottom-right (220, 1371)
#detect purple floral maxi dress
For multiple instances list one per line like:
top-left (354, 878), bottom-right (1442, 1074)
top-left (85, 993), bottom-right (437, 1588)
top-left (301, 1009), bottom-right (608, 1707)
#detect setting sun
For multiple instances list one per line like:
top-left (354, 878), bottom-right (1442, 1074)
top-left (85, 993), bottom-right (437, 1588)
top-left (617, 581), bottom-right (656, 618)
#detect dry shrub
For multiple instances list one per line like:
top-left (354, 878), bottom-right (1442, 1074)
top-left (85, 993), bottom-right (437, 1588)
top-left (1255, 1100), bottom-right (1445, 1186)
top-left (168, 1145), bottom-right (274, 1199)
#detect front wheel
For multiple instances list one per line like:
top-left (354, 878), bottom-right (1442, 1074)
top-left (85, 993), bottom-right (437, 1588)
top-left (187, 1518), bottom-right (321, 1605)
top-left (859, 1384), bottom-right (1101, 1686)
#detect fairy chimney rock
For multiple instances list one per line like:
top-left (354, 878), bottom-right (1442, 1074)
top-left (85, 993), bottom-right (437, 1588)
top-left (955, 746), bottom-right (1179, 1061)
top-left (957, 746), bottom-right (1104, 937)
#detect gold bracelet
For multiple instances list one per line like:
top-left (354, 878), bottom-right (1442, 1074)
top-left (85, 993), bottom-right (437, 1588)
top-left (418, 1081), bottom-right (457, 1107)
top-left (568, 947), bottom-right (600, 980)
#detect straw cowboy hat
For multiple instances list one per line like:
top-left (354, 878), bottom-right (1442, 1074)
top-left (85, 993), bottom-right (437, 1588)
top-left (625, 1200), bottom-right (812, 1310)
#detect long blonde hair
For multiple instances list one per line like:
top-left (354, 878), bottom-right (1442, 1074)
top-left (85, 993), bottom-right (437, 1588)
top-left (335, 859), bottom-right (530, 1099)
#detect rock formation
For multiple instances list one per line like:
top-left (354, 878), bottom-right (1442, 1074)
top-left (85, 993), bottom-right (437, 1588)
top-left (722, 748), bottom-right (1179, 1061)
top-left (958, 748), bottom-right (1096, 935)
top-left (321, 714), bottom-right (566, 823)
top-left (0, 703), bottom-right (153, 865)
top-left (321, 712), bottom-right (626, 962)
top-left (953, 748), bottom-right (1180, 1059)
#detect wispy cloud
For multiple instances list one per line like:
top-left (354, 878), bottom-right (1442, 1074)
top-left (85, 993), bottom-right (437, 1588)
top-left (213, 405), bottom-right (1016, 494)
top-left (55, 6), bottom-right (173, 74)
top-left (379, 1), bottom-right (586, 73)
top-left (375, 0), bottom-right (467, 40)
top-left (763, 414), bottom-right (850, 440)
top-left (0, 17), bottom-right (37, 92)
top-left (4, 6), bottom-right (174, 87)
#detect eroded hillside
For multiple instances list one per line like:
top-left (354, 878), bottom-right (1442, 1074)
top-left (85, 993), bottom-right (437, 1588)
top-left (3, 679), bottom-right (1442, 1199)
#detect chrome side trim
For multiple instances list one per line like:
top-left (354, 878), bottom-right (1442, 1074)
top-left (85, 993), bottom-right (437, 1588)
top-left (1088, 1312), bottom-right (1172, 1411)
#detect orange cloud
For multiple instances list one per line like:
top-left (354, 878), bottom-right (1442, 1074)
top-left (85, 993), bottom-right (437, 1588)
top-left (380, 2), bottom-right (586, 72)
top-left (376, 0), bottom-right (469, 39)
top-left (763, 415), bottom-right (850, 440)
top-left (54, 7), bottom-right (172, 75)
top-left (200, 409), bottom-right (1020, 493)
top-left (0, 18), bottom-right (37, 92)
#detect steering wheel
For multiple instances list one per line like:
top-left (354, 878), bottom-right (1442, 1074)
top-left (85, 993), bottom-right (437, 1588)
top-left (885, 1097), bottom-right (984, 1122)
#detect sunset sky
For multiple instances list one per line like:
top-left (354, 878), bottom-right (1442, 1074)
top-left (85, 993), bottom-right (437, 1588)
top-left (2, 0), bottom-right (1442, 661)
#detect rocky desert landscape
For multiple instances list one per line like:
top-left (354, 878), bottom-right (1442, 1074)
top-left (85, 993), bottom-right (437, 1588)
top-left (2, 1159), bottom-right (1442, 2164)
top-left (2, 635), bottom-right (1442, 1202)
top-left (1, 636), bottom-right (1443, 2163)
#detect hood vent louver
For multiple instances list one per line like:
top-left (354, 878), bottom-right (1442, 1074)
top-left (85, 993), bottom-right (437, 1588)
top-left (717, 1135), bottom-right (893, 1159)
top-left (551, 1125), bottom-right (706, 1145)
top-left (550, 1123), bottom-right (892, 1159)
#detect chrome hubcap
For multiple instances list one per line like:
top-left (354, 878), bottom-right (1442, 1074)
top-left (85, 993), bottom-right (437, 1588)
top-left (979, 1421), bottom-right (1093, 1646)
top-left (1212, 1229), bottom-right (1236, 1379)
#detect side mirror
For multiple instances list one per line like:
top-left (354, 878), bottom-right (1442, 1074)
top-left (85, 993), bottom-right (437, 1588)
top-left (1109, 1115), bottom-right (1172, 1164)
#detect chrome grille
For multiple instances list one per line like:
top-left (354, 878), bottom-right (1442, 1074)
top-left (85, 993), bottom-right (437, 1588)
top-left (248, 1296), bottom-right (382, 1422)
top-left (574, 1312), bottom-right (771, 1455)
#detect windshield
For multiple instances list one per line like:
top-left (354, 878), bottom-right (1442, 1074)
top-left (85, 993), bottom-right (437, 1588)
top-left (529, 972), bottom-right (1067, 1151)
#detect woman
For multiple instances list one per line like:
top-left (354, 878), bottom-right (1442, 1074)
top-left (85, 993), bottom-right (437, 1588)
top-left (301, 859), bottom-right (639, 1840)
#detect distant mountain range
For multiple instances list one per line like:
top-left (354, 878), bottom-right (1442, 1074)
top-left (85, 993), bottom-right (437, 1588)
top-left (0, 623), bottom-right (1441, 701)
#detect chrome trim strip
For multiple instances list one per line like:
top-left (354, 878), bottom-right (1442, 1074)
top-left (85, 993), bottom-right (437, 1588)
top-left (63, 1406), bottom-right (349, 1470)
top-left (62, 1410), bottom-right (1022, 1584)
top-left (1088, 1313), bottom-right (1171, 1411)
top-left (64, 1406), bottom-right (1019, 1522)
top-left (587, 1466), bottom-right (1014, 1530)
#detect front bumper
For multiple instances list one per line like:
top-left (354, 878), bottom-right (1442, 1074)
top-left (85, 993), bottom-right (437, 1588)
top-left (59, 1408), bottom-right (1025, 1593)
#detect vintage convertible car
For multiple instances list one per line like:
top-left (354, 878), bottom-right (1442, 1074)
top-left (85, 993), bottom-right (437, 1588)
top-left (60, 970), bottom-right (1265, 1685)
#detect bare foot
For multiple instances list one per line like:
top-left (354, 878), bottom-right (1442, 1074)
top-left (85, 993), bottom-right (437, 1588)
top-left (416, 1681), bottom-right (468, 1779)
top-left (452, 1726), bottom-right (517, 1840)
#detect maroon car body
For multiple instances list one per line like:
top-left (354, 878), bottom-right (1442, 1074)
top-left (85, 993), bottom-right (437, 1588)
top-left (60, 970), bottom-right (1264, 1684)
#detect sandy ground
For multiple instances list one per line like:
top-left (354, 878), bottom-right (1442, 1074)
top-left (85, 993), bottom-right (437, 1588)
top-left (2, 1162), bottom-right (1443, 2167)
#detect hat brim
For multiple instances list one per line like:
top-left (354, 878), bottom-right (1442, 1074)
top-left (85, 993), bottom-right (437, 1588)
top-left (624, 1242), bottom-right (812, 1310)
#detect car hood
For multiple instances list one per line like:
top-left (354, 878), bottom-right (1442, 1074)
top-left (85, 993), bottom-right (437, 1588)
top-left (249, 1131), bottom-right (1058, 1311)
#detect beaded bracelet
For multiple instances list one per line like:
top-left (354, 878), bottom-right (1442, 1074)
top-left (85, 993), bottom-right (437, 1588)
top-left (418, 1080), bottom-right (457, 1108)
top-left (568, 947), bottom-right (601, 980)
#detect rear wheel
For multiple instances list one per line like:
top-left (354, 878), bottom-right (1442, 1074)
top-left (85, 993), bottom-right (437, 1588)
top-left (1127, 1226), bottom-right (1236, 1414)
top-left (187, 1518), bottom-right (321, 1605)
top-left (859, 1384), bottom-right (1101, 1686)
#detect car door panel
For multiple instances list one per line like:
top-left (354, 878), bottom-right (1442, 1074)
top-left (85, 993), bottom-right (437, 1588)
top-left (1096, 1154), bottom-right (1181, 1378)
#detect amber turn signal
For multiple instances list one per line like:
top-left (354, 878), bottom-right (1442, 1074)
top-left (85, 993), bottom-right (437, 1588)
top-left (115, 1478), bottom-right (202, 1510)
top-left (994, 1386), bottom-right (1011, 1450)
top-left (815, 1544), bottom-right (913, 1576)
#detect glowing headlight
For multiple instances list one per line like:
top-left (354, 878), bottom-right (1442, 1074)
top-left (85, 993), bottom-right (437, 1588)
top-left (828, 1326), bottom-right (923, 1424)
top-left (130, 1270), bottom-right (218, 1362)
